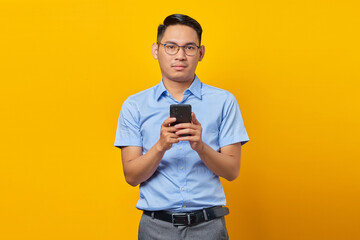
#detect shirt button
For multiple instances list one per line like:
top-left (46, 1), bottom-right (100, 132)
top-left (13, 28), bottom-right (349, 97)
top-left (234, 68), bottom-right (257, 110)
top-left (178, 147), bottom-right (182, 150)
top-left (180, 167), bottom-right (183, 170)
top-left (181, 187), bottom-right (185, 191)
top-left (183, 205), bottom-right (186, 209)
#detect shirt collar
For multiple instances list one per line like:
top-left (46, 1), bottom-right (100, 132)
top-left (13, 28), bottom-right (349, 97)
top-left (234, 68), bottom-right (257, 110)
top-left (154, 79), bottom-right (168, 101)
top-left (186, 75), bottom-right (202, 99)
top-left (155, 75), bottom-right (202, 101)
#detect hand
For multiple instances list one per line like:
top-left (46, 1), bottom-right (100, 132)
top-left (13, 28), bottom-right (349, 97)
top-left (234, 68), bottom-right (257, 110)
top-left (175, 112), bottom-right (204, 152)
top-left (156, 117), bottom-right (179, 152)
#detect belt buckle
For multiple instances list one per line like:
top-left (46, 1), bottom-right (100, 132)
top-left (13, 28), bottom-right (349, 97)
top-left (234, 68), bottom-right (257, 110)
top-left (172, 212), bottom-right (191, 226)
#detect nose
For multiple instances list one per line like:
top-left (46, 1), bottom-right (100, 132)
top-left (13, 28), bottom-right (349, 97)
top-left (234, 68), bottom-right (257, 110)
top-left (174, 46), bottom-right (187, 60)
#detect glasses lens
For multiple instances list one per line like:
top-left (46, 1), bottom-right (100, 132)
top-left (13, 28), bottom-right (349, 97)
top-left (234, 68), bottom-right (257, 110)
top-left (184, 45), bottom-right (198, 56)
top-left (164, 44), bottom-right (178, 55)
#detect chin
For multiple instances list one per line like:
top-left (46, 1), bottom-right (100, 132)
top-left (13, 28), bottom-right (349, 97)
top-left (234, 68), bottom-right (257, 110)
top-left (168, 72), bottom-right (195, 82)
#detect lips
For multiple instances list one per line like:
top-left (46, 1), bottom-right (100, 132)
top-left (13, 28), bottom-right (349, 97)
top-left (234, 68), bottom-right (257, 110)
top-left (172, 65), bottom-right (187, 70)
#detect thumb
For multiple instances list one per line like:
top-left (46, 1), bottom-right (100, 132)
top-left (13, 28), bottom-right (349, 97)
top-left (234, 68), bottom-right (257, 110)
top-left (191, 112), bottom-right (200, 125)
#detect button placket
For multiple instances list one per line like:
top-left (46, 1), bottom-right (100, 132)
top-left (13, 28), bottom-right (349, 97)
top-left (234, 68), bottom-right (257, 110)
top-left (178, 142), bottom-right (187, 209)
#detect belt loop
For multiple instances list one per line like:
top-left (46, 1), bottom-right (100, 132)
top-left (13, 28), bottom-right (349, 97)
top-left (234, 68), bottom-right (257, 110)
top-left (151, 212), bottom-right (155, 219)
top-left (202, 208), bottom-right (208, 221)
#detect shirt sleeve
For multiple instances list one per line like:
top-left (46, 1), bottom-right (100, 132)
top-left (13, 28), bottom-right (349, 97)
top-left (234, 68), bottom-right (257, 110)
top-left (114, 98), bottom-right (143, 148)
top-left (218, 93), bottom-right (249, 148)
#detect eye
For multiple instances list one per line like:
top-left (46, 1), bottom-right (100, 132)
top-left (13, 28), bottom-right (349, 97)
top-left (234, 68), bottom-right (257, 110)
top-left (166, 44), bottom-right (176, 49)
top-left (186, 45), bottom-right (196, 50)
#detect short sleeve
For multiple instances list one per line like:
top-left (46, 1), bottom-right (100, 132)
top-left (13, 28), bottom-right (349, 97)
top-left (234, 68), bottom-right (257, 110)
top-left (114, 98), bottom-right (142, 148)
top-left (218, 93), bottom-right (249, 148)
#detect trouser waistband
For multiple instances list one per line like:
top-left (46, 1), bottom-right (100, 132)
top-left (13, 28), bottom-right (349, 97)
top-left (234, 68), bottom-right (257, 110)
top-left (143, 206), bottom-right (229, 226)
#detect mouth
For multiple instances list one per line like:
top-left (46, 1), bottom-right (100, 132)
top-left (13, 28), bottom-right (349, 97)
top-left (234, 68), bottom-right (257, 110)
top-left (172, 65), bottom-right (187, 71)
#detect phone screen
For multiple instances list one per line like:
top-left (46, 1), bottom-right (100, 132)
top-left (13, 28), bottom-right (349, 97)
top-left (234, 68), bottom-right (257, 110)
top-left (170, 104), bottom-right (192, 128)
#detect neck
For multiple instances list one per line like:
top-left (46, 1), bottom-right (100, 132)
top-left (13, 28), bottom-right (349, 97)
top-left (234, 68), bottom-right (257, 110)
top-left (162, 75), bottom-right (195, 102)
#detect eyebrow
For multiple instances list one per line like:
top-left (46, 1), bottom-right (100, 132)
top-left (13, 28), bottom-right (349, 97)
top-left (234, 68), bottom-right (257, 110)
top-left (164, 41), bottom-right (198, 46)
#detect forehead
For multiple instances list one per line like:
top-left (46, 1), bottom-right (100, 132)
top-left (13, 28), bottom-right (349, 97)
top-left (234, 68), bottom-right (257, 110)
top-left (161, 24), bottom-right (199, 45)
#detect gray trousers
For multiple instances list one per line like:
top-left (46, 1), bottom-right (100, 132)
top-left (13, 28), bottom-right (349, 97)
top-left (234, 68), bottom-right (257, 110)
top-left (138, 213), bottom-right (229, 240)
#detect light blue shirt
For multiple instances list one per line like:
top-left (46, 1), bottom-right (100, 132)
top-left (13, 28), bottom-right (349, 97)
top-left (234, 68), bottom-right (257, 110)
top-left (114, 75), bottom-right (249, 212)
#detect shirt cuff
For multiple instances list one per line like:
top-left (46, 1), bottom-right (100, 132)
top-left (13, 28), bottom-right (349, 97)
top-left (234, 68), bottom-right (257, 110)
top-left (219, 136), bottom-right (249, 148)
top-left (114, 138), bottom-right (142, 148)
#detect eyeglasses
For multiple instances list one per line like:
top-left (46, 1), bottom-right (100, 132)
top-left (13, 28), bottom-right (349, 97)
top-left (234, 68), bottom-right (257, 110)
top-left (158, 42), bottom-right (200, 56)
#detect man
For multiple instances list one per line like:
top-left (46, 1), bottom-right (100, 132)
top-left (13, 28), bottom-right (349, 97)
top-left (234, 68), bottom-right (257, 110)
top-left (114, 14), bottom-right (249, 240)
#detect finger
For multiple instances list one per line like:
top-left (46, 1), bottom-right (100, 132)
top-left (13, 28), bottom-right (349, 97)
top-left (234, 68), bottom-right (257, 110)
top-left (169, 138), bottom-right (180, 144)
top-left (164, 126), bottom-right (178, 133)
top-left (178, 136), bottom-right (197, 141)
top-left (168, 132), bottom-right (180, 139)
top-left (175, 129), bottom-right (196, 136)
top-left (174, 123), bottom-right (194, 129)
top-left (163, 117), bottom-right (177, 127)
top-left (161, 130), bottom-right (179, 139)
top-left (191, 112), bottom-right (200, 125)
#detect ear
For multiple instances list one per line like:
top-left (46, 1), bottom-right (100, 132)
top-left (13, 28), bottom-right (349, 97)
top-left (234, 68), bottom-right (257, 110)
top-left (151, 43), bottom-right (159, 59)
top-left (198, 45), bottom-right (205, 62)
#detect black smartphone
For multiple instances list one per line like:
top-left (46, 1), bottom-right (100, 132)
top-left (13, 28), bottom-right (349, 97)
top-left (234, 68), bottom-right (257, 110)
top-left (170, 104), bottom-right (192, 136)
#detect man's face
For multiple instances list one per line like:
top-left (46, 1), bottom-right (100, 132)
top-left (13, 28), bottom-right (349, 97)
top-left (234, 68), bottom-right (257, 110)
top-left (152, 24), bottom-right (205, 83)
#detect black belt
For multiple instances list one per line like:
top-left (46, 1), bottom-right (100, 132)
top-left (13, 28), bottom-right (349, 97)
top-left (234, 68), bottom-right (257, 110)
top-left (143, 206), bottom-right (229, 226)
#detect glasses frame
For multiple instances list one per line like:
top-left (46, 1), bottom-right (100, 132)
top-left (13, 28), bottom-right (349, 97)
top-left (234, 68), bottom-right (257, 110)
top-left (157, 42), bottom-right (200, 56)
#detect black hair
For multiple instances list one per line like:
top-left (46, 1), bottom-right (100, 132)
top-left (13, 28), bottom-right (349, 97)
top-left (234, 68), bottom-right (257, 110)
top-left (157, 14), bottom-right (203, 45)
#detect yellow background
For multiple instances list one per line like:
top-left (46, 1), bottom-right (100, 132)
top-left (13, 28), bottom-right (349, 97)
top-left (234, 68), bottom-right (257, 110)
top-left (1, 0), bottom-right (359, 239)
